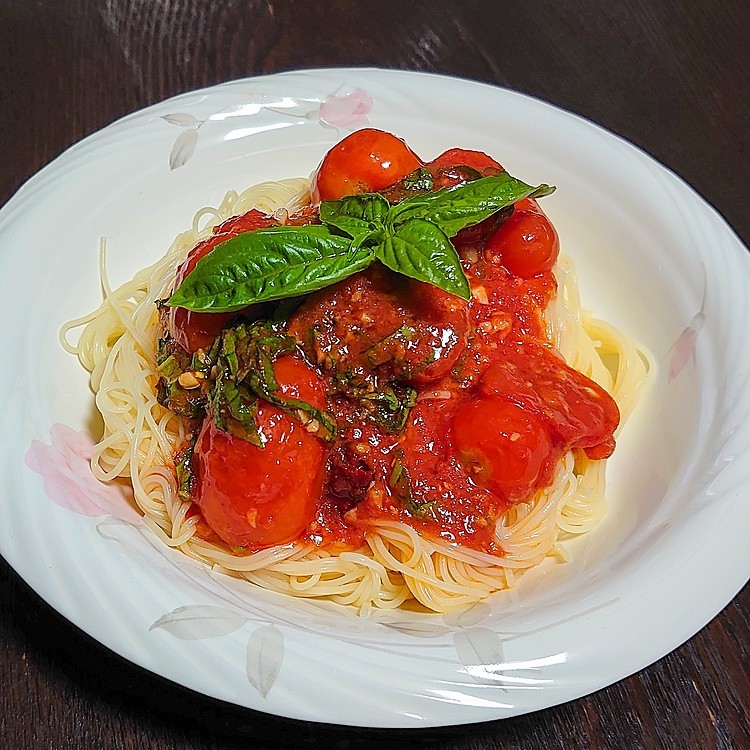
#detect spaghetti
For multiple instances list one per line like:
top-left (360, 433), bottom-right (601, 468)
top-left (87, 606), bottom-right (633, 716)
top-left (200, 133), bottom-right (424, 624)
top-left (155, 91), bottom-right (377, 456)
top-left (62, 144), bottom-right (650, 614)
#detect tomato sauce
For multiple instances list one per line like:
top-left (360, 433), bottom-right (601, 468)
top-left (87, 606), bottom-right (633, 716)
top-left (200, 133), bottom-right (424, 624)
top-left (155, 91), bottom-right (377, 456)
top-left (283, 234), bottom-right (610, 554)
top-left (164, 132), bottom-right (620, 556)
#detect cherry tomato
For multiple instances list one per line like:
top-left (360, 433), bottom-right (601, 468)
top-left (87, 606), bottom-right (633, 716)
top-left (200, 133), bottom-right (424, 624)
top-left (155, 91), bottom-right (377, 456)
top-left (478, 346), bottom-right (620, 460)
top-left (451, 397), bottom-right (555, 501)
top-left (484, 208), bottom-right (560, 278)
top-left (313, 128), bottom-right (422, 201)
top-left (513, 197), bottom-right (541, 213)
top-left (192, 355), bottom-right (327, 549)
top-left (169, 209), bottom-right (277, 353)
top-left (427, 147), bottom-right (503, 174)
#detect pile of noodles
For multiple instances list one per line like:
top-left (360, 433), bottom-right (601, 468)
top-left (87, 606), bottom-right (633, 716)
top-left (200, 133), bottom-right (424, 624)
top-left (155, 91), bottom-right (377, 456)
top-left (61, 178), bottom-right (651, 614)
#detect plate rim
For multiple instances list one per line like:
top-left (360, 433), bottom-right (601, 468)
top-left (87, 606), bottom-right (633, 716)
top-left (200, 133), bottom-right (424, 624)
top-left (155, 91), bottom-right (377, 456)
top-left (2, 67), bottom-right (750, 728)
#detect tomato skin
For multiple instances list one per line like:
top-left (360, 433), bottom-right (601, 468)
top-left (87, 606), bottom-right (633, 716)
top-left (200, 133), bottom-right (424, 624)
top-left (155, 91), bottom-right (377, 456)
top-left (513, 197), bottom-right (541, 213)
top-left (452, 397), bottom-right (555, 501)
top-left (484, 207), bottom-right (560, 278)
top-left (313, 128), bottom-right (422, 201)
top-left (192, 356), bottom-right (327, 549)
top-left (427, 148), bottom-right (503, 175)
top-left (169, 210), bottom-right (277, 353)
top-left (478, 346), bottom-right (620, 459)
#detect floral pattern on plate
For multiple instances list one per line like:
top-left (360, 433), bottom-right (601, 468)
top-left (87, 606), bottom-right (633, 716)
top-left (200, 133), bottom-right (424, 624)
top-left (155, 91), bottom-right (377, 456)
top-left (163, 86), bottom-right (373, 169)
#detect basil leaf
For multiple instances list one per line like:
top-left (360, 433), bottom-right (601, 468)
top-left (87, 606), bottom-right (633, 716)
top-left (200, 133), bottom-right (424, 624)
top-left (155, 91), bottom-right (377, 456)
top-left (167, 225), bottom-right (374, 312)
top-left (389, 173), bottom-right (555, 237)
top-left (375, 219), bottom-right (470, 300)
top-left (319, 193), bottom-right (390, 239)
top-left (168, 170), bottom-right (555, 312)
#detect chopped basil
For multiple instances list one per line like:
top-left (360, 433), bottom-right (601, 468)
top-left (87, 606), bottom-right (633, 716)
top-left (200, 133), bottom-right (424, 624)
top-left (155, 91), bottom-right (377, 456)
top-left (175, 438), bottom-right (196, 498)
top-left (364, 324), bottom-right (417, 367)
top-left (156, 338), bottom-right (206, 419)
top-left (388, 451), bottom-right (436, 518)
top-left (205, 322), bottom-right (336, 445)
top-left (359, 384), bottom-right (417, 433)
top-left (331, 371), bottom-right (417, 434)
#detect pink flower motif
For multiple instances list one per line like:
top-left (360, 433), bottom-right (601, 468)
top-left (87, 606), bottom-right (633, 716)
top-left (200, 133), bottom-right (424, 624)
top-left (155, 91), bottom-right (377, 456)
top-left (669, 266), bottom-right (707, 382)
top-left (25, 424), bottom-right (141, 523)
top-left (668, 325), bottom-right (697, 381)
top-left (317, 88), bottom-right (373, 129)
top-left (668, 311), bottom-right (705, 381)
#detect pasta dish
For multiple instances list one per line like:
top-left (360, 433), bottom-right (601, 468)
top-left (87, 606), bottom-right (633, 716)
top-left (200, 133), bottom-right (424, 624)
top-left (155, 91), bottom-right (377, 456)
top-left (62, 129), bottom-right (650, 613)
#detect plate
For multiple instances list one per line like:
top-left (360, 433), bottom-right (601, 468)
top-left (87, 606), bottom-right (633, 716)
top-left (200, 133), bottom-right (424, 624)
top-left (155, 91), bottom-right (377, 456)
top-left (1, 68), bottom-right (749, 728)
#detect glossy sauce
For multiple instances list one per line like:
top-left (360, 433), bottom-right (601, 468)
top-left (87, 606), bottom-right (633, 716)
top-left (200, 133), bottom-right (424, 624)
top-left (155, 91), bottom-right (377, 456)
top-left (285, 234), bottom-right (607, 553)
top-left (169, 139), bottom-right (620, 555)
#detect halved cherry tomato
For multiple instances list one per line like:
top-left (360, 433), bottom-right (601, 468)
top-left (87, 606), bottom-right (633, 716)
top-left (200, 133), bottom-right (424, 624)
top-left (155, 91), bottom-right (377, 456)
top-left (192, 355), bottom-right (327, 549)
top-left (313, 128), bottom-right (422, 201)
top-left (169, 209), bottom-right (278, 353)
top-left (451, 397), bottom-right (555, 501)
top-left (484, 207), bottom-right (560, 278)
top-left (427, 147), bottom-right (503, 175)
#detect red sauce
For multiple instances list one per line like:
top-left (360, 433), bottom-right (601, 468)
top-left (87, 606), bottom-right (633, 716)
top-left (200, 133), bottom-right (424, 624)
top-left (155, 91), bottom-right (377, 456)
top-left (168, 136), bottom-right (620, 555)
top-left (280, 239), bottom-right (615, 554)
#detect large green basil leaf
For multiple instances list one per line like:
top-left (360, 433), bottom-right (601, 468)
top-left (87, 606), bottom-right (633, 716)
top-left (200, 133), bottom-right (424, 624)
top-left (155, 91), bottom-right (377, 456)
top-left (319, 193), bottom-right (390, 240)
top-left (167, 225), bottom-right (375, 312)
top-left (375, 218), bottom-right (470, 300)
top-left (390, 173), bottom-right (555, 237)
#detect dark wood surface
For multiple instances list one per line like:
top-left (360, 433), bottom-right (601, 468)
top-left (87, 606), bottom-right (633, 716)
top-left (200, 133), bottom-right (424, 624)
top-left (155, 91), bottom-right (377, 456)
top-left (1, 2), bottom-right (748, 748)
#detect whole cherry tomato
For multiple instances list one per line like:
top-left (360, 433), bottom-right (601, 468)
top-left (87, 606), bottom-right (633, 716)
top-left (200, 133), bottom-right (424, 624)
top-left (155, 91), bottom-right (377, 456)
top-left (313, 128), bottom-right (422, 201)
top-left (192, 355), bottom-right (327, 549)
top-left (169, 209), bottom-right (277, 353)
top-left (451, 397), bottom-right (555, 501)
top-left (484, 206), bottom-right (560, 278)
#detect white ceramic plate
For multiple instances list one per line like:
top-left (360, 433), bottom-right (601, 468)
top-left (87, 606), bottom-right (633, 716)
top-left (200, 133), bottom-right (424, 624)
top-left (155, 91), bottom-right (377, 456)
top-left (1, 69), bottom-right (749, 728)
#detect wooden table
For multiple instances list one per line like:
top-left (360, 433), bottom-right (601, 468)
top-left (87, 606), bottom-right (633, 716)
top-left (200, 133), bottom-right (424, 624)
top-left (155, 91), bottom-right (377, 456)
top-left (1, 2), bottom-right (748, 747)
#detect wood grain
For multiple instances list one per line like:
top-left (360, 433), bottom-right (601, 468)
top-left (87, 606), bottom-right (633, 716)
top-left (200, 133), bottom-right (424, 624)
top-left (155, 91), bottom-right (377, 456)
top-left (1, 1), bottom-right (748, 748)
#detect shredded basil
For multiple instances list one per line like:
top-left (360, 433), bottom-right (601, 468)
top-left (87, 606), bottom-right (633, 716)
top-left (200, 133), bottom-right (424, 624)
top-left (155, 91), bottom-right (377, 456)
top-left (156, 338), bottom-right (206, 419)
top-left (175, 438), bottom-right (197, 498)
top-left (205, 321), bottom-right (336, 445)
top-left (388, 451), bottom-right (436, 518)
